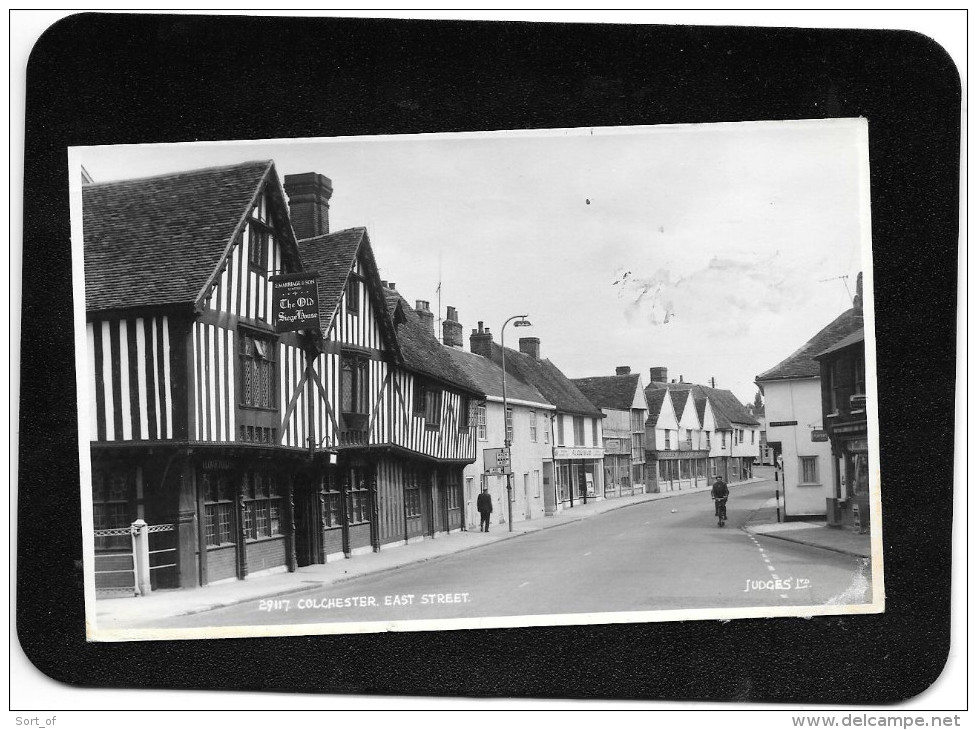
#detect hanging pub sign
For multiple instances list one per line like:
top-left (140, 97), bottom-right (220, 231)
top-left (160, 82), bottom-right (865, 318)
top-left (270, 272), bottom-right (320, 332)
top-left (811, 429), bottom-right (829, 442)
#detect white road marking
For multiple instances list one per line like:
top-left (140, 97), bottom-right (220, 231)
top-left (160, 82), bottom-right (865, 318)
top-left (518, 581), bottom-right (530, 588)
top-left (779, 594), bottom-right (788, 599)
top-left (584, 551), bottom-right (592, 556)
top-left (767, 565), bottom-right (776, 572)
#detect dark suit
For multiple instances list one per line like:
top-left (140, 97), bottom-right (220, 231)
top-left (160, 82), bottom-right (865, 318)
top-left (476, 491), bottom-right (493, 532)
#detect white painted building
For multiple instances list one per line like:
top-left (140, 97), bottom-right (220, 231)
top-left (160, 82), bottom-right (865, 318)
top-left (756, 307), bottom-right (862, 518)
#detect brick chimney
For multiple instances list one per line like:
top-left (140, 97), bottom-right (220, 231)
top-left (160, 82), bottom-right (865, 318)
top-left (616, 366), bottom-right (631, 376)
top-left (283, 172), bottom-right (333, 241)
top-left (443, 306), bottom-right (463, 348)
top-left (519, 337), bottom-right (540, 360)
top-left (470, 322), bottom-right (493, 358)
top-left (710, 377), bottom-right (716, 388)
top-left (415, 300), bottom-right (434, 334)
top-left (649, 367), bottom-right (668, 383)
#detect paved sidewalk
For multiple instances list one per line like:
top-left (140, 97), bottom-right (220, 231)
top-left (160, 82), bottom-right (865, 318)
top-left (742, 499), bottom-right (871, 559)
top-left (95, 477), bottom-right (762, 629)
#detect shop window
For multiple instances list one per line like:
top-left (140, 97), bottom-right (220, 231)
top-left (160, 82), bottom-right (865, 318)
top-left (573, 416), bottom-right (585, 445)
top-left (446, 474), bottom-right (462, 510)
top-left (476, 404), bottom-right (487, 441)
top-left (529, 411), bottom-right (538, 442)
top-left (341, 353), bottom-right (370, 418)
top-left (800, 456), bottom-right (820, 485)
top-left (202, 469), bottom-right (235, 547)
top-left (243, 471), bottom-right (282, 540)
top-left (240, 330), bottom-right (276, 409)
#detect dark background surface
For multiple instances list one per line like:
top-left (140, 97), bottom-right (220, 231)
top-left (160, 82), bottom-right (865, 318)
top-left (18, 14), bottom-right (960, 704)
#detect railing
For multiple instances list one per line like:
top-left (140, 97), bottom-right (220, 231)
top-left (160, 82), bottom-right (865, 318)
top-left (94, 521), bottom-right (177, 596)
top-left (94, 526), bottom-right (137, 595)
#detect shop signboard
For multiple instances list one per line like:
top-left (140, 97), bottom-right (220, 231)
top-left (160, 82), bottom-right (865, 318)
top-left (811, 429), bottom-right (829, 442)
top-left (270, 272), bottom-right (320, 332)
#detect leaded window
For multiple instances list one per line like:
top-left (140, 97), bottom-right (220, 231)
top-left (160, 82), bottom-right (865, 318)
top-left (346, 467), bottom-right (371, 524)
top-left (242, 471), bottom-right (282, 540)
top-left (202, 469), bottom-right (235, 547)
top-left (240, 331), bottom-right (275, 409)
top-left (476, 404), bottom-right (487, 441)
top-left (341, 353), bottom-right (370, 415)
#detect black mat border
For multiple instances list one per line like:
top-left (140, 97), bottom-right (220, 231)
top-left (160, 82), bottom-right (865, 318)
top-left (17, 13), bottom-right (961, 704)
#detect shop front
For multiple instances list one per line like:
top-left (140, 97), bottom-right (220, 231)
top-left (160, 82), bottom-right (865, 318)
top-left (553, 446), bottom-right (604, 508)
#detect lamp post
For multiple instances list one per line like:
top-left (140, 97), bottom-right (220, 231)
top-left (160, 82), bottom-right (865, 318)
top-left (501, 314), bottom-right (531, 533)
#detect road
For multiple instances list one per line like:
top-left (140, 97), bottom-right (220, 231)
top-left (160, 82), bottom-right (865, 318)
top-left (155, 478), bottom-right (872, 628)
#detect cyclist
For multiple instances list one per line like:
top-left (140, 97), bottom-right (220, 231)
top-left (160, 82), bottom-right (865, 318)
top-left (711, 475), bottom-right (729, 517)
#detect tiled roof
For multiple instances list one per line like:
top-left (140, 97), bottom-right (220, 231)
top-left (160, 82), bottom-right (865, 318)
top-left (571, 374), bottom-right (641, 412)
top-left (483, 344), bottom-right (602, 417)
top-left (644, 380), bottom-right (756, 429)
top-left (756, 309), bottom-right (863, 381)
top-left (814, 328), bottom-right (865, 359)
top-left (83, 161), bottom-right (275, 312)
top-left (443, 348), bottom-right (550, 405)
top-left (669, 389), bottom-right (690, 420)
top-left (297, 227), bottom-right (367, 333)
top-left (644, 388), bottom-right (669, 426)
top-left (384, 291), bottom-right (483, 396)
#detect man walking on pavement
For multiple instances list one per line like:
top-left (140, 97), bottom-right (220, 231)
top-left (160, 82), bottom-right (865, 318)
top-left (477, 486), bottom-right (493, 532)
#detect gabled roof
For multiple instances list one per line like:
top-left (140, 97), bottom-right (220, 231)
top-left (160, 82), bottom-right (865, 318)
top-left (84, 160), bottom-right (286, 313)
top-left (814, 328), bottom-right (865, 360)
top-left (384, 291), bottom-right (483, 397)
top-left (443, 348), bottom-right (551, 406)
top-left (644, 380), bottom-right (757, 428)
top-left (571, 374), bottom-right (642, 412)
top-left (483, 344), bottom-right (602, 417)
top-left (644, 388), bottom-right (669, 427)
top-left (669, 389), bottom-right (690, 420)
top-left (756, 308), bottom-right (863, 382)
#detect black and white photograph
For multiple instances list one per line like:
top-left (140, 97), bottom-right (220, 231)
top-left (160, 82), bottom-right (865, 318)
top-left (71, 121), bottom-right (883, 641)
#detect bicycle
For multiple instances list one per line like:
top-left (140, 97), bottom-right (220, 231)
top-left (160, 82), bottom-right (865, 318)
top-left (714, 496), bottom-right (728, 528)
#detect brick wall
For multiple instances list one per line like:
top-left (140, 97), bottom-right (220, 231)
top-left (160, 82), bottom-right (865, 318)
top-left (207, 545), bottom-right (237, 583)
top-left (349, 522), bottom-right (371, 551)
top-left (323, 527), bottom-right (343, 556)
top-left (245, 537), bottom-right (286, 573)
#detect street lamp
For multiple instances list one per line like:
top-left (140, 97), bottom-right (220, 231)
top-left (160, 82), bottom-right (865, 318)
top-left (501, 314), bottom-right (531, 533)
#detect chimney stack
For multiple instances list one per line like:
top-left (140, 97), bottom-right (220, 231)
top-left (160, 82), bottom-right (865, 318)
top-left (283, 172), bottom-right (333, 241)
top-left (710, 377), bottom-right (716, 388)
top-left (519, 337), bottom-right (540, 360)
top-left (415, 300), bottom-right (434, 334)
top-left (853, 271), bottom-right (863, 314)
top-left (388, 282), bottom-right (396, 291)
top-left (470, 322), bottom-right (494, 358)
top-left (616, 366), bottom-right (631, 376)
top-left (679, 375), bottom-right (684, 383)
top-left (442, 306), bottom-right (464, 348)
top-left (649, 367), bottom-right (668, 384)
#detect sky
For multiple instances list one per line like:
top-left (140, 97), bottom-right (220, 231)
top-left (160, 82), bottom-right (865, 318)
top-left (74, 119), bottom-right (871, 403)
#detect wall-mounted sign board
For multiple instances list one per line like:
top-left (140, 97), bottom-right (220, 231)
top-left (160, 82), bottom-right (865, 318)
top-left (270, 272), bottom-right (319, 332)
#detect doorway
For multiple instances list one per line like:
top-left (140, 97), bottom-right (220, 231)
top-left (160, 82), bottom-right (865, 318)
top-left (292, 474), bottom-right (319, 567)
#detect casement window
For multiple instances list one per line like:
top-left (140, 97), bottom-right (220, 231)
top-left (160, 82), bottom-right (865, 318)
top-left (447, 474), bottom-right (462, 510)
top-left (529, 411), bottom-right (538, 442)
top-left (573, 416), bottom-right (585, 445)
top-left (631, 431), bottom-right (644, 459)
top-left (459, 396), bottom-right (471, 431)
top-left (346, 468), bottom-right (371, 525)
top-left (631, 409), bottom-right (645, 434)
top-left (557, 415), bottom-right (565, 446)
top-left (413, 381), bottom-right (426, 415)
top-left (345, 275), bottom-right (361, 315)
top-left (202, 469), bottom-right (235, 547)
top-left (240, 425), bottom-right (277, 444)
top-left (800, 456), bottom-right (820, 485)
top-left (711, 460), bottom-right (718, 477)
top-left (721, 432), bottom-right (727, 448)
top-left (592, 419), bottom-right (598, 447)
top-left (476, 404), bottom-right (487, 441)
top-left (664, 429), bottom-right (671, 449)
top-left (240, 331), bottom-right (276, 409)
top-left (242, 471), bottom-right (282, 540)
top-left (705, 431), bottom-right (711, 448)
top-left (544, 417), bottom-right (550, 444)
top-left (321, 473), bottom-right (342, 529)
top-left (853, 356), bottom-right (866, 396)
top-left (686, 429), bottom-right (693, 446)
top-left (505, 408), bottom-right (514, 444)
top-left (424, 387), bottom-right (443, 427)
top-left (248, 221), bottom-right (269, 271)
top-left (341, 353), bottom-right (370, 416)
top-left (751, 430), bottom-right (756, 444)
top-left (405, 470), bottom-right (423, 518)
top-left (92, 466), bottom-right (136, 550)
